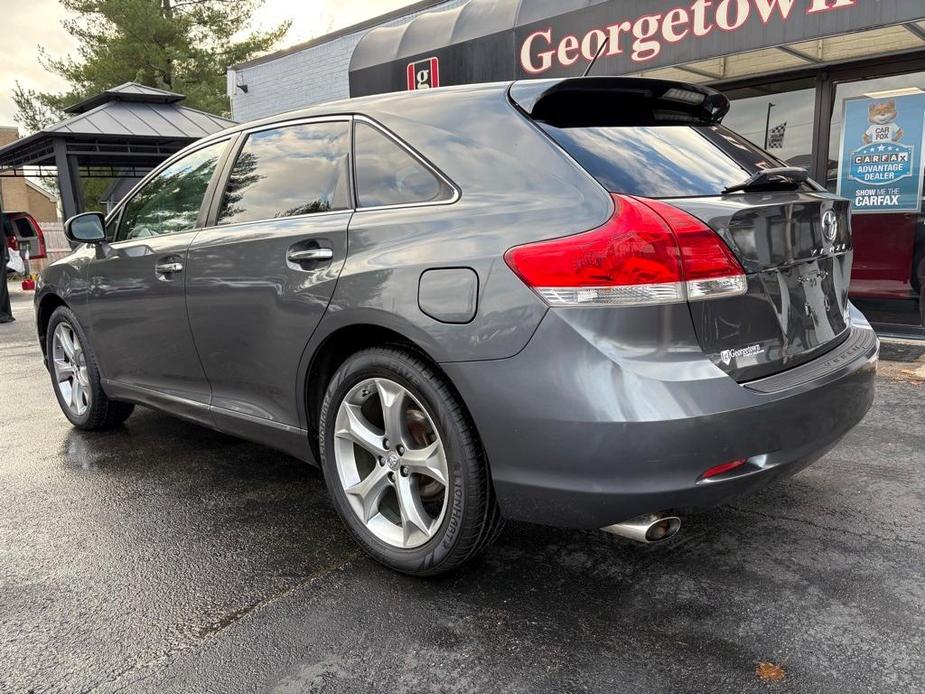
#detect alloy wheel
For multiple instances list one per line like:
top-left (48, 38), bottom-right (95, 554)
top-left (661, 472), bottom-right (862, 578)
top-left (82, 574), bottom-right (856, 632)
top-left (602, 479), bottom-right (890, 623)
top-left (333, 377), bottom-right (449, 549)
top-left (52, 322), bottom-right (91, 417)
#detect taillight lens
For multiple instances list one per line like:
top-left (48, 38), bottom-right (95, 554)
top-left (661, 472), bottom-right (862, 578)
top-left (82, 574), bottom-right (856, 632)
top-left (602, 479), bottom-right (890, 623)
top-left (701, 458), bottom-right (747, 480)
top-left (29, 216), bottom-right (47, 258)
top-left (6, 234), bottom-right (17, 252)
top-left (504, 194), bottom-right (746, 307)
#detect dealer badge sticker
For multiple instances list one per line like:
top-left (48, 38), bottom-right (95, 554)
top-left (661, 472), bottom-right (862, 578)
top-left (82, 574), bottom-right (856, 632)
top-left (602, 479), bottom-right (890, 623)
top-left (848, 141), bottom-right (914, 207)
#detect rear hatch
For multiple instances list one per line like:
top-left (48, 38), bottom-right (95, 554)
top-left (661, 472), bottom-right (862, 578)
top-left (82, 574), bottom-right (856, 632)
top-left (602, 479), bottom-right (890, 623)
top-left (511, 77), bottom-right (852, 382)
top-left (9, 213), bottom-right (47, 260)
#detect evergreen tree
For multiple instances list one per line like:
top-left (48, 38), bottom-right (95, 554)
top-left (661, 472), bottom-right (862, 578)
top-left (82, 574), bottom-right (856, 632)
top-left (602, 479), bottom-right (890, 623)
top-left (10, 0), bottom-right (288, 212)
top-left (12, 0), bottom-right (289, 131)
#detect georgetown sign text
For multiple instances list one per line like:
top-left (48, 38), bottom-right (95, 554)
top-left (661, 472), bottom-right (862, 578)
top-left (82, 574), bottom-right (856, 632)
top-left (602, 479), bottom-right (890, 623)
top-left (520, 0), bottom-right (856, 75)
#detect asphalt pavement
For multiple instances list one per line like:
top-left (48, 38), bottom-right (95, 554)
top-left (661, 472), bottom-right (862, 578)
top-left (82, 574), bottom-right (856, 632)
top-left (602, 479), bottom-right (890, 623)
top-left (1, 284), bottom-right (923, 693)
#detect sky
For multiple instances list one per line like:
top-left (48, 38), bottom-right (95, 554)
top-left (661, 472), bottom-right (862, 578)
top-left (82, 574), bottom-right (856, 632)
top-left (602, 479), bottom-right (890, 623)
top-left (0, 0), bottom-right (408, 127)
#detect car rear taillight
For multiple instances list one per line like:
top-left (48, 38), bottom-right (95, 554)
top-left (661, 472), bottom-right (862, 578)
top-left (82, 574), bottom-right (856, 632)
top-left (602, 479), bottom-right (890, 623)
top-left (29, 215), bottom-right (47, 258)
top-left (503, 194), bottom-right (746, 307)
top-left (6, 234), bottom-right (17, 252)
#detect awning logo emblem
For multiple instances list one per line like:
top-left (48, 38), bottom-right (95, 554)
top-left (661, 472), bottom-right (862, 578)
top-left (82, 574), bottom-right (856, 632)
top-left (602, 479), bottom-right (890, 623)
top-left (407, 57), bottom-right (439, 91)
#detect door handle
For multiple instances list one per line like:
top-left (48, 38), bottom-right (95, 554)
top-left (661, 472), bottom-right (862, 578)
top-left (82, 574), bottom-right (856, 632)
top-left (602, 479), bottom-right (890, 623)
top-left (287, 248), bottom-right (334, 263)
top-left (155, 261), bottom-right (183, 274)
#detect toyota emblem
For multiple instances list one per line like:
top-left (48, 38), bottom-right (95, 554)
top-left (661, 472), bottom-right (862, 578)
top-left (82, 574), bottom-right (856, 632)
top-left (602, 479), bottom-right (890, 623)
top-left (822, 210), bottom-right (838, 242)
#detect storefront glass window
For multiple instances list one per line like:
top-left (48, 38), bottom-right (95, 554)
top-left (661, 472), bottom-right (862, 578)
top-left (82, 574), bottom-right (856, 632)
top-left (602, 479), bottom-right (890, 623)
top-left (724, 79), bottom-right (816, 170)
top-left (828, 72), bottom-right (925, 334)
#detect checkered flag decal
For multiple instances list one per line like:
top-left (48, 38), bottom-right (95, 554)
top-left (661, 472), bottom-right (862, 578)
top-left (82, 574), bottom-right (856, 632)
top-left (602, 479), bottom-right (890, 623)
top-left (766, 121), bottom-right (787, 149)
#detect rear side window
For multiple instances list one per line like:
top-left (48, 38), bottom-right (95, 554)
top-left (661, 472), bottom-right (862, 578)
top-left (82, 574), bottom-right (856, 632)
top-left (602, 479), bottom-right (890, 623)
top-left (354, 121), bottom-right (453, 208)
top-left (217, 121), bottom-right (350, 225)
top-left (539, 124), bottom-right (779, 198)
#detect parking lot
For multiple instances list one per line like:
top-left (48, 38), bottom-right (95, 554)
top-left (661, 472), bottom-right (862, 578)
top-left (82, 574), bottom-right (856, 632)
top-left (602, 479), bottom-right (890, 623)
top-left (1, 284), bottom-right (923, 693)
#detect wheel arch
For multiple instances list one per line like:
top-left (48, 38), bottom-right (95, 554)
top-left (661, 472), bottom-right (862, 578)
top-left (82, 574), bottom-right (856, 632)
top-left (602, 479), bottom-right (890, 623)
top-left (302, 322), bottom-right (475, 465)
top-left (36, 292), bottom-right (69, 359)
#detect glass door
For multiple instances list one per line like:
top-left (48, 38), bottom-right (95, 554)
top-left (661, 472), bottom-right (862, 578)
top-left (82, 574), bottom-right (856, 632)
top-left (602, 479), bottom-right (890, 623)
top-left (828, 71), bottom-right (925, 334)
top-left (724, 78), bottom-right (817, 170)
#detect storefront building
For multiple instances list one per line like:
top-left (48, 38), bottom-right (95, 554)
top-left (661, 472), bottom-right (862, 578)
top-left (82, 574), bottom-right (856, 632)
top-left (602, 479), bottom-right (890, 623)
top-left (229, 0), bottom-right (925, 336)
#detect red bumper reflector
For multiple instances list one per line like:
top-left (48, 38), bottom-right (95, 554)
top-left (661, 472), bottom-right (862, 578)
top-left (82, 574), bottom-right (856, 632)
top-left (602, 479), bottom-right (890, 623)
top-left (702, 458), bottom-right (747, 479)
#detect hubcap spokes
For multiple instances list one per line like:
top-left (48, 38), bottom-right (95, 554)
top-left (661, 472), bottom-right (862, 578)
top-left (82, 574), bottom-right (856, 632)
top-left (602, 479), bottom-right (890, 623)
top-left (53, 323), bottom-right (90, 416)
top-left (334, 378), bottom-right (449, 549)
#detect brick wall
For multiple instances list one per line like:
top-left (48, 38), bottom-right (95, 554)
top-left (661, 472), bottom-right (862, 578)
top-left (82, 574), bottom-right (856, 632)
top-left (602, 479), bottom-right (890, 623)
top-left (25, 185), bottom-right (60, 225)
top-left (0, 126), bottom-right (61, 226)
top-left (26, 222), bottom-right (69, 274)
top-left (0, 127), bottom-right (31, 214)
top-left (228, 1), bottom-right (464, 122)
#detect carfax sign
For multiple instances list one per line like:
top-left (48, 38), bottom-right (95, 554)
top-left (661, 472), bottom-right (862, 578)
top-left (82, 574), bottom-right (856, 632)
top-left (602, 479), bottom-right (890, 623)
top-left (837, 93), bottom-right (925, 214)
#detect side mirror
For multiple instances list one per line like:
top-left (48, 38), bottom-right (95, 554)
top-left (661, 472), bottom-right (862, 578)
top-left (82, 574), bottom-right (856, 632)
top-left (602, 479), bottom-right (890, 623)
top-left (64, 212), bottom-right (106, 245)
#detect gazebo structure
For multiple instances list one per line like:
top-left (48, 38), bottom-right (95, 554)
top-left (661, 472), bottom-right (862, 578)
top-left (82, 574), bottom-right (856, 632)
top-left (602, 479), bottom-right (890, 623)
top-left (0, 83), bottom-right (235, 220)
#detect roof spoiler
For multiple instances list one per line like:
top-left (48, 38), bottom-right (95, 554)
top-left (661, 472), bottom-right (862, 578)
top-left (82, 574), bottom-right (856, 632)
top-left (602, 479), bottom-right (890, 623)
top-left (509, 77), bottom-right (730, 128)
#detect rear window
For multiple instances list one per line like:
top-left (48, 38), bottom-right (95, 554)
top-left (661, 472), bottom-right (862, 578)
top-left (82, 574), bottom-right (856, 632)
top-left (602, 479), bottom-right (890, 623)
top-left (13, 217), bottom-right (37, 238)
top-left (540, 124), bottom-right (782, 198)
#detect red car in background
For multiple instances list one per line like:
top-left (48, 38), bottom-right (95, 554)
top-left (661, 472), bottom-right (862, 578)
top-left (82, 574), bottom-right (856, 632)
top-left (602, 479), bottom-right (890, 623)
top-left (3, 211), bottom-right (47, 263)
top-left (848, 211), bottom-right (925, 330)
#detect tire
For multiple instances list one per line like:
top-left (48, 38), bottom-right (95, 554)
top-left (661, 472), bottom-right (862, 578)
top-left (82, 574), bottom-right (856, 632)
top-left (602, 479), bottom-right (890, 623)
top-left (46, 306), bottom-right (135, 430)
top-left (319, 346), bottom-right (503, 576)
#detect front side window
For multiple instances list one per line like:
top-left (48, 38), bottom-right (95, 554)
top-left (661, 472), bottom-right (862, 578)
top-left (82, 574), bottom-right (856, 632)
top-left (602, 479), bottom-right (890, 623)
top-left (217, 121), bottom-right (351, 225)
top-left (105, 212), bottom-right (121, 242)
top-left (354, 121), bottom-right (453, 208)
top-left (118, 140), bottom-right (226, 241)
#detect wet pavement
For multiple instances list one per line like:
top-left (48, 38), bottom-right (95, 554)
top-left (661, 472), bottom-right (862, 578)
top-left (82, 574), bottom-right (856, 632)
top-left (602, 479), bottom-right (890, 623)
top-left (1, 284), bottom-right (923, 693)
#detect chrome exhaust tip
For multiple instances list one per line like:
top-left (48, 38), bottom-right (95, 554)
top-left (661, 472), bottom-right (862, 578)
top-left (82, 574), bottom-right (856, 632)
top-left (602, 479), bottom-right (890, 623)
top-left (601, 513), bottom-right (681, 544)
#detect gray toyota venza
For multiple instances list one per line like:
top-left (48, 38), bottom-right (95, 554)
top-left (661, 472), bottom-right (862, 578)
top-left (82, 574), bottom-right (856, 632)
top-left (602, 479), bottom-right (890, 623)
top-left (37, 77), bottom-right (877, 575)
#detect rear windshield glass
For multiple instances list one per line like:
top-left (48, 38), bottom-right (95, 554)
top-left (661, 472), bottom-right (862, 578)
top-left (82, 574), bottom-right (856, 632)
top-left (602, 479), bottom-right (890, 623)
top-left (14, 218), bottom-right (37, 238)
top-left (539, 124), bottom-right (782, 198)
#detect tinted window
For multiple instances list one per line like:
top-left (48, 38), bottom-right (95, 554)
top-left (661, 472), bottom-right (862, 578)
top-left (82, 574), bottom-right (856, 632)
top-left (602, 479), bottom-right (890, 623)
top-left (217, 121), bottom-right (350, 225)
top-left (118, 141), bottom-right (226, 241)
top-left (540, 124), bottom-right (778, 197)
top-left (13, 218), bottom-right (36, 238)
top-left (354, 121), bottom-right (452, 207)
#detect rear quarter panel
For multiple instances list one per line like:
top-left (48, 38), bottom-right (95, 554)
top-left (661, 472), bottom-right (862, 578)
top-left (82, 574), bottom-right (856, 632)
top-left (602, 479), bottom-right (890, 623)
top-left (320, 84), bottom-right (614, 363)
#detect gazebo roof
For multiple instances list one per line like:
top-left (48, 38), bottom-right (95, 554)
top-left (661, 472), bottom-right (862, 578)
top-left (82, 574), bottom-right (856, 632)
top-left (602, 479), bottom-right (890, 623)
top-left (0, 82), bottom-right (234, 174)
top-left (0, 82), bottom-right (235, 220)
top-left (64, 82), bottom-right (186, 114)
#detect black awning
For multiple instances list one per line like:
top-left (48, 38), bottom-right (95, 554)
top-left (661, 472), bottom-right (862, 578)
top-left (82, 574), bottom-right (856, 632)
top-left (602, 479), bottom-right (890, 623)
top-left (349, 0), bottom-right (598, 97)
top-left (348, 0), bottom-right (925, 98)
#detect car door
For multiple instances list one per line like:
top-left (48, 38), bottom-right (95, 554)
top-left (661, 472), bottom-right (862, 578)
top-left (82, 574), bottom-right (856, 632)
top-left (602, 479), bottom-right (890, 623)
top-left (185, 118), bottom-right (352, 431)
top-left (86, 139), bottom-right (230, 418)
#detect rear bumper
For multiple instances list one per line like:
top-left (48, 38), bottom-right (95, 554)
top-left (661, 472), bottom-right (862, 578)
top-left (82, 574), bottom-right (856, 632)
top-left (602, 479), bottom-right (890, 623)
top-left (442, 304), bottom-right (878, 528)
